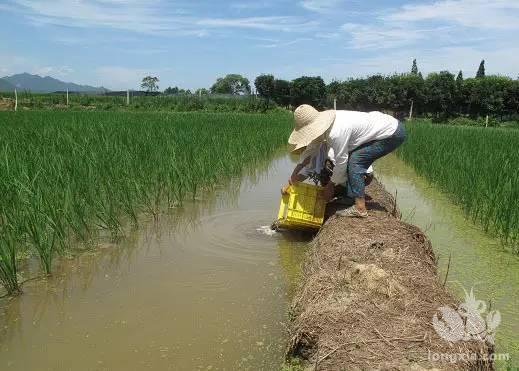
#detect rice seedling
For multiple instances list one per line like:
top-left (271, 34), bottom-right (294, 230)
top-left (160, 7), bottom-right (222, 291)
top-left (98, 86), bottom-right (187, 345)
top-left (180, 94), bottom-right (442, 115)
top-left (398, 121), bottom-right (519, 251)
top-left (0, 219), bottom-right (21, 295)
top-left (0, 110), bottom-right (292, 293)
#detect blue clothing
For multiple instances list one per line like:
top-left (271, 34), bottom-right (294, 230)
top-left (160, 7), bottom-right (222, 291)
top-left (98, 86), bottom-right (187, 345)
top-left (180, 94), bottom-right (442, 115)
top-left (346, 122), bottom-right (406, 198)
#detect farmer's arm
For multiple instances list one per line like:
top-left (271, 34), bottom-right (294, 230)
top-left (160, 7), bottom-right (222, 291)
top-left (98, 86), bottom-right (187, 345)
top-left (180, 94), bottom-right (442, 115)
top-left (291, 143), bottom-right (320, 183)
top-left (324, 129), bottom-right (352, 201)
top-left (282, 145), bottom-right (318, 194)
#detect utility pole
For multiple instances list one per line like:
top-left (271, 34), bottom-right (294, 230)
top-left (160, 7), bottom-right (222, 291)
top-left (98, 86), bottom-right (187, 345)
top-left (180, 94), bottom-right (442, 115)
top-left (127, 89), bottom-right (130, 106)
top-left (409, 100), bottom-right (414, 120)
top-left (14, 88), bottom-right (17, 112)
top-left (334, 98), bottom-right (337, 111)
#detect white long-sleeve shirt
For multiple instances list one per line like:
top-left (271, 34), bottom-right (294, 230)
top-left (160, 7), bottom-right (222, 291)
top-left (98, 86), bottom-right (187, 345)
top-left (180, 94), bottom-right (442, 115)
top-left (299, 143), bottom-right (373, 178)
top-left (300, 110), bottom-right (398, 184)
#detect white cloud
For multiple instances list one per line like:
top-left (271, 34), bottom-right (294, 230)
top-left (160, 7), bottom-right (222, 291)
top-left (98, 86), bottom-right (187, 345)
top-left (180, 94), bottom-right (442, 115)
top-left (300, 0), bottom-right (343, 13)
top-left (257, 37), bottom-right (313, 48)
top-left (0, 54), bottom-right (30, 77)
top-left (341, 23), bottom-right (451, 49)
top-left (230, 2), bottom-right (273, 11)
top-left (322, 45), bottom-right (519, 80)
top-left (196, 16), bottom-right (317, 32)
top-left (385, 0), bottom-right (519, 30)
top-left (339, 0), bottom-right (519, 51)
top-left (95, 66), bottom-right (150, 90)
top-left (94, 66), bottom-right (168, 90)
top-left (6, 0), bottom-right (314, 35)
top-left (35, 65), bottom-right (74, 77)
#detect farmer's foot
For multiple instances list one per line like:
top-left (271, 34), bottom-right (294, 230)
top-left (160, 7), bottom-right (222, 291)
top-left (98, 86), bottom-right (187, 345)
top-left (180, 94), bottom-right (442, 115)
top-left (334, 196), bottom-right (354, 206)
top-left (336, 206), bottom-right (368, 218)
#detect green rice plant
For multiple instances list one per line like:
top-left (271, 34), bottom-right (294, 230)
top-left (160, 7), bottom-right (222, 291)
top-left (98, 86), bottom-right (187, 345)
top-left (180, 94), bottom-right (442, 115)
top-left (0, 218), bottom-right (21, 295)
top-left (0, 110), bottom-right (292, 293)
top-left (398, 120), bottom-right (519, 250)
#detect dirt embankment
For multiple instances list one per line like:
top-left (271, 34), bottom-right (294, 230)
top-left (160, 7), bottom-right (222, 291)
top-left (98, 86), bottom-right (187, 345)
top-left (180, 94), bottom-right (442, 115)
top-left (286, 180), bottom-right (493, 370)
top-left (0, 97), bottom-right (14, 111)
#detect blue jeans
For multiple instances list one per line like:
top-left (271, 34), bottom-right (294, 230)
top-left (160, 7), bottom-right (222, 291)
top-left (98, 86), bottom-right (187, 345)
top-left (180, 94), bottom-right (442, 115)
top-left (346, 122), bottom-right (406, 198)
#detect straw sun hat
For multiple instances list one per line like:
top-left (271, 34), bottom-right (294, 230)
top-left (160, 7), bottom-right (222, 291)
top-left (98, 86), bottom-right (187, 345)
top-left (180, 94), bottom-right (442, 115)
top-left (288, 104), bottom-right (336, 152)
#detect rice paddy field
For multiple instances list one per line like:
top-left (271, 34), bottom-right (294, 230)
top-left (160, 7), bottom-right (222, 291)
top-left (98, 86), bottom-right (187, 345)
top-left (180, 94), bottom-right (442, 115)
top-left (0, 111), bottom-right (292, 295)
top-left (0, 91), bottom-right (275, 112)
top-left (398, 120), bottom-right (519, 251)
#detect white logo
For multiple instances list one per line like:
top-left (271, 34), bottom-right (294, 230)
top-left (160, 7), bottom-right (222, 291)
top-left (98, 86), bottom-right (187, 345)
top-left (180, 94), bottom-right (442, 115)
top-left (432, 287), bottom-right (501, 344)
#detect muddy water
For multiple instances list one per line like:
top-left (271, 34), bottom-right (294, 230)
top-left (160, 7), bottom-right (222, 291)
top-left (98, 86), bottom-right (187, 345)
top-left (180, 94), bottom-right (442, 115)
top-left (0, 155), bottom-right (310, 370)
top-left (376, 154), bottom-right (519, 367)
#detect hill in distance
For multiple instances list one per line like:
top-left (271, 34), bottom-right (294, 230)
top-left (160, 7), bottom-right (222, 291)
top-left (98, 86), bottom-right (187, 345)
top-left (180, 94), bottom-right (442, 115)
top-left (1, 73), bottom-right (108, 93)
top-left (0, 78), bottom-right (15, 92)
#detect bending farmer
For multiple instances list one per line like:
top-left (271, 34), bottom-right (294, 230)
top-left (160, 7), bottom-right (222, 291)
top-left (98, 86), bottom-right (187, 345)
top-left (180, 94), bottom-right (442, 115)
top-left (286, 104), bottom-right (406, 218)
top-left (284, 143), bottom-right (373, 200)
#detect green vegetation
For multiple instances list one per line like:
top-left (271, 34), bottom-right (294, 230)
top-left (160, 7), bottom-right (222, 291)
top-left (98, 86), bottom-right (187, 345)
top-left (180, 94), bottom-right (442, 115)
top-left (0, 111), bottom-right (292, 294)
top-left (0, 91), bottom-right (276, 112)
top-left (327, 71), bottom-right (519, 122)
top-left (210, 74), bottom-right (251, 95)
top-left (4, 61), bottom-right (518, 124)
top-left (398, 121), bottom-right (519, 251)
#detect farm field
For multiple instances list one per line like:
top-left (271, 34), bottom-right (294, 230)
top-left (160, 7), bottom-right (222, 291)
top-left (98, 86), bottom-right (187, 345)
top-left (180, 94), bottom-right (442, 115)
top-left (0, 111), bottom-right (291, 295)
top-left (0, 91), bottom-right (277, 112)
top-left (398, 120), bottom-right (519, 251)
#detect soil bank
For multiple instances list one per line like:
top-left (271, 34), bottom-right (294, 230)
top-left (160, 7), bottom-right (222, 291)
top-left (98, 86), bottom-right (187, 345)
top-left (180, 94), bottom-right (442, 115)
top-left (286, 179), bottom-right (493, 370)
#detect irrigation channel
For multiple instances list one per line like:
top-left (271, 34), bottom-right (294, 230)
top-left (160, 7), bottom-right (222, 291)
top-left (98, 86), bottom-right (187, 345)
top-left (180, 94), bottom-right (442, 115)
top-left (376, 154), bottom-right (519, 367)
top-left (0, 152), bottom-right (518, 369)
top-left (0, 153), bottom-right (311, 370)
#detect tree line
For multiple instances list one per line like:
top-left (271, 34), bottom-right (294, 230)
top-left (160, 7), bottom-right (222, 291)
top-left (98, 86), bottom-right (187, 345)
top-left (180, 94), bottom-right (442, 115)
top-left (146, 59), bottom-right (519, 120)
top-left (255, 60), bottom-right (519, 120)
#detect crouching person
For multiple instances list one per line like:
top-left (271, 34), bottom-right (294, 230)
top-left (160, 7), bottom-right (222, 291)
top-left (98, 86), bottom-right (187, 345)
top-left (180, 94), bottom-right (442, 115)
top-left (283, 143), bottom-right (374, 204)
top-left (286, 105), bottom-right (405, 218)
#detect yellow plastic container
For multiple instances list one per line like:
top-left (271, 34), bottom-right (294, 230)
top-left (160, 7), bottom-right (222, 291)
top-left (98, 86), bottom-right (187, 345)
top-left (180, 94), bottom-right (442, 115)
top-left (275, 182), bottom-right (326, 230)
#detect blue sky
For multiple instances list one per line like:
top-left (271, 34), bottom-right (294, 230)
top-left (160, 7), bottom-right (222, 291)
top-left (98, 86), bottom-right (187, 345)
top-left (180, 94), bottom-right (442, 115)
top-left (1, 0), bottom-right (518, 90)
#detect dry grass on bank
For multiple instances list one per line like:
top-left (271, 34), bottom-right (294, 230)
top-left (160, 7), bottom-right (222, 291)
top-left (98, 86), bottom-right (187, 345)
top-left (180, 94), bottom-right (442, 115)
top-left (287, 180), bottom-right (493, 371)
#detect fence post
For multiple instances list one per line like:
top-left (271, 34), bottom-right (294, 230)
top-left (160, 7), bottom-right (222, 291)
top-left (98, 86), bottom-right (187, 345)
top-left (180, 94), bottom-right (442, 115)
top-left (126, 89), bottom-right (130, 105)
top-left (66, 88), bottom-right (69, 106)
top-left (485, 114), bottom-right (489, 128)
top-left (334, 98), bottom-right (337, 111)
top-left (409, 100), bottom-right (414, 120)
top-left (14, 88), bottom-right (17, 112)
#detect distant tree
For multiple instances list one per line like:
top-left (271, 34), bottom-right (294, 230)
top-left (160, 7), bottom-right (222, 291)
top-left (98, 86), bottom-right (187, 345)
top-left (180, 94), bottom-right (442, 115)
top-left (476, 60), bottom-right (486, 78)
top-left (195, 88), bottom-right (209, 96)
top-left (273, 79), bottom-right (291, 107)
top-left (456, 70), bottom-right (464, 85)
top-left (141, 76), bottom-right (159, 93)
top-left (425, 71), bottom-right (456, 119)
top-left (326, 80), bottom-right (342, 98)
top-left (290, 76), bottom-right (326, 108)
top-left (465, 76), bottom-right (510, 118)
top-left (411, 59), bottom-right (419, 75)
top-left (504, 80), bottom-right (519, 114)
top-left (164, 86), bottom-right (179, 95)
top-left (254, 74), bottom-right (275, 101)
top-left (455, 70), bottom-right (465, 114)
top-left (211, 74), bottom-right (251, 95)
top-left (387, 73), bottom-right (425, 117)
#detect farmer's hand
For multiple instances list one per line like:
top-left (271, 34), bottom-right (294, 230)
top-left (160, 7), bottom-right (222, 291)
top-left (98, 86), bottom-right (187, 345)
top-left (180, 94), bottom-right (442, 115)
top-left (281, 184), bottom-right (291, 195)
top-left (289, 175), bottom-right (300, 185)
top-left (324, 181), bottom-right (335, 202)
